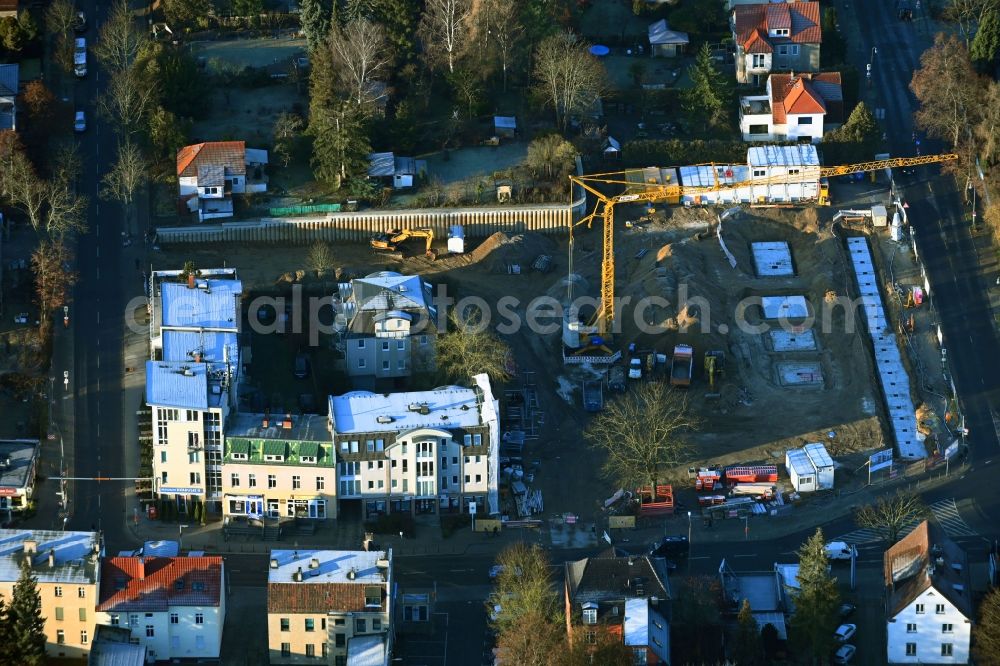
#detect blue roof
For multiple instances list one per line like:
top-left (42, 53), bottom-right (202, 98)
top-left (0, 64), bottom-right (17, 97)
top-left (162, 329), bottom-right (238, 365)
top-left (161, 279), bottom-right (241, 330)
top-left (145, 362), bottom-right (210, 410)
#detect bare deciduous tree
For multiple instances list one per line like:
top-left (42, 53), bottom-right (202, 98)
top-left (273, 112), bottom-right (304, 167)
top-left (94, 0), bottom-right (149, 74)
top-left (101, 140), bottom-right (147, 231)
top-left (974, 587), bottom-right (1000, 663)
top-left (31, 239), bottom-right (76, 326)
top-left (943, 0), bottom-right (999, 42)
top-left (534, 31), bottom-right (607, 132)
top-left (586, 382), bottom-right (696, 502)
top-left (0, 133), bottom-right (46, 232)
top-left (854, 491), bottom-right (929, 543)
top-left (910, 33), bottom-right (980, 149)
top-left (326, 19), bottom-right (391, 107)
top-left (101, 67), bottom-right (158, 134)
top-left (488, 0), bottom-right (523, 91)
top-left (419, 0), bottom-right (473, 73)
top-left (975, 80), bottom-right (1000, 166)
top-left (44, 0), bottom-right (77, 75)
top-left (436, 312), bottom-right (512, 385)
top-left (306, 240), bottom-right (334, 275)
top-left (488, 544), bottom-right (558, 635)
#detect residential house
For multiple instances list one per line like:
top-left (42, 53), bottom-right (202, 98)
top-left (176, 141), bottom-right (268, 221)
top-left (328, 374), bottom-right (499, 519)
top-left (88, 625), bottom-right (147, 666)
top-left (0, 64), bottom-right (18, 131)
top-left (0, 530), bottom-right (102, 660)
top-left (267, 549), bottom-right (394, 665)
top-left (885, 520), bottom-right (972, 664)
top-left (732, 1), bottom-right (822, 85)
top-left (95, 555), bottom-right (226, 662)
top-left (727, 0), bottom-right (792, 8)
top-left (740, 72), bottom-right (844, 142)
top-left (147, 268), bottom-right (242, 515)
top-left (337, 271), bottom-right (437, 382)
top-left (648, 20), bottom-right (689, 58)
top-left (221, 413), bottom-right (338, 523)
top-left (0, 438), bottom-right (39, 517)
top-left (564, 548), bottom-right (671, 664)
top-left (366, 152), bottom-right (426, 189)
top-left (0, 0), bottom-right (16, 19)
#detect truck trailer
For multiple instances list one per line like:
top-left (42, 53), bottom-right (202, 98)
top-left (670, 344), bottom-right (693, 387)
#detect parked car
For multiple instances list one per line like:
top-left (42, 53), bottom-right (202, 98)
top-left (834, 624), bottom-right (857, 643)
top-left (489, 565), bottom-right (521, 579)
top-left (833, 644), bottom-right (856, 664)
top-left (74, 110), bottom-right (86, 133)
top-left (649, 535), bottom-right (690, 560)
top-left (825, 541), bottom-right (853, 560)
top-left (838, 603), bottom-right (857, 619)
top-left (72, 10), bottom-right (86, 32)
top-left (628, 357), bottom-right (642, 380)
top-left (293, 352), bottom-right (310, 379)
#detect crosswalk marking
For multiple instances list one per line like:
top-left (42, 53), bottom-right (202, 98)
top-left (831, 497), bottom-right (977, 544)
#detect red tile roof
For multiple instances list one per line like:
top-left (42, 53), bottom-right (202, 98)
top-left (176, 141), bottom-right (246, 178)
top-left (884, 521), bottom-right (972, 619)
top-left (743, 28), bottom-right (773, 54)
top-left (268, 581), bottom-right (387, 614)
top-left (769, 72), bottom-right (843, 124)
top-left (97, 556), bottom-right (223, 612)
top-left (734, 1), bottom-right (822, 47)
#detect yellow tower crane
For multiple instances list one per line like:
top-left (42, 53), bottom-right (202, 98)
top-left (568, 153), bottom-right (958, 338)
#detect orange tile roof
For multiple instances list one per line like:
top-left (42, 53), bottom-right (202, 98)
top-left (97, 556), bottom-right (223, 612)
top-left (176, 141), bottom-right (246, 178)
top-left (268, 581), bottom-right (387, 614)
top-left (769, 72), bottom-right (842, 124)
top-left (883, 521), bottom-right (972, 618)
top-left (734, 1), bottom-right (822, 47)
top-left (743, 29), bottom-right (773, 54)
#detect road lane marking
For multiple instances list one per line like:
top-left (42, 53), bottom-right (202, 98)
top-left (732, 554), bottom-right (757, 558)
top-left (95, 246), bottom-right (99, 258)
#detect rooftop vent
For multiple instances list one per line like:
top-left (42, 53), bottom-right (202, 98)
top-left (309, 558), bottom-right (320, 570)
top-left (23, 539), bottom-right (37, 555)
top-left (347, 567), bottom-right (357, 581)
top-left (293, 567), bottom-right (303, 582)
top-left (270, 558), bottom-right (279, 569)
top-left (180, 366), bottom-right (195, 377)
top-left (376, 416), bottom-right (394, 424)
top-left (47, 549), bottom-right (55, 569)
top-left (0, 456), bottom-right (10, 469)
top-left (376, 557), bottom-right (389, 569)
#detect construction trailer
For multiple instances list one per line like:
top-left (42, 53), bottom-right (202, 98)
top-left (785, 443), bottom-right (835, 492)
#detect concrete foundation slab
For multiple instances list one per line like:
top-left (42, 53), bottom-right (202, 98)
top-left (752, 241), bottom-right (795, 277)
top-left (776, 361), bottom-right (824, 386)
top-left (761, 295), bottom-right (809, 320)
top-left (769, 329), bottom-right (817, 351)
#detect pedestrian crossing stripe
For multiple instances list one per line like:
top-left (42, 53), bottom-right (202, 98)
top-left (832, 497), bottom-right (976, 544)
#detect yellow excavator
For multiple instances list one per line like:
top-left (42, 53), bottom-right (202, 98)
top-left (705, 350), bottom-right (725, 397)
top-left (370, 228), bottom-right (436, 259)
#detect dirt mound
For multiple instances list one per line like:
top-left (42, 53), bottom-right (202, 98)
top-left (467, 232), bottom-right (512, 263)
top-left (656, 243), bottom-right (674, 262)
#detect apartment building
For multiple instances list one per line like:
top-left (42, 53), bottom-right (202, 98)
top-left (221, 413), bottom-right (337, 522)
top-left (0, 529), bottom-right (102, 660)
top-left (564, 548), bottom-right (671, 664)
top-left (328, 373), bottom-right (499, 519)
top-left (267, 549), bottom-right (394, 665)
top-left (0, 438), bottom-right (39, 517)
top-left (95, 555), bottom-right (225, 662)
top-left (337, 271), bottom-right (437, 382)
top-left (885, 521), bottom-right (972, 664)
top-left (147, 268), bottom-right (241, 515)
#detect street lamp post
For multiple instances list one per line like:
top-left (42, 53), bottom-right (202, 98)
top-left (686, 511), bottom-right (692, 572)
top-left (179, 524), bottom-right (189, 550)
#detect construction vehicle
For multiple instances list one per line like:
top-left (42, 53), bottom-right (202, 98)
top-left (567, 152), bottom-right (958, 342)
top-left (705, 350), bottom-right (725, 395)
top-left (370, 228), bottom-right (436, 258)
top-left (608, 364), bottom-right (626, 392)
top-left (670, 344), bottom-right (694, 387)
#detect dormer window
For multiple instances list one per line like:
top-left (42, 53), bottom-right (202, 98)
top-left (174, 580), bottom-right (184, 591)
top-left (774, 28), bottom-right (789, 36)
top-left (300, 456), bottom-right (317, 464)
top-left (264, 454), bottom-right (284, 462)
top-left (231, 453), bottom-right (248, 460)
top-left (192, 582), bottom-right (205, 592)
top-left (582, 603), bottom-right (598, 625)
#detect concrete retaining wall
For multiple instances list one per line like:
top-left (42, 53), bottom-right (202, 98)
top-left (155, 204), bottom-right (577, 246)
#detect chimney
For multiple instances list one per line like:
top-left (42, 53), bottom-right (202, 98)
top-left (262, 418), bottom-right (269, 429)
top-left (187, 272), bottom-right (196, 289)
top-left (270, 558), bottom-right (279, 569)
top-left (138, 558), bottom-right (146, 580)
top-left (47, 549), bottom-right (55, 569)
top-left (193, 350), bottom-right (202, 363)
top-left (283, 414), bottom-right (292, 430)
top-left (23, 539), bottom-right (37, 555)
top-left (293, 567), bottom-right (303, 582)
top-left (309, 558), bottom-right (320, 569)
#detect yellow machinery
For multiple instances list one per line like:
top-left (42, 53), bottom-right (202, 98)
top-left (371, 228), bottom-right (436, 258)
top-left (705, 350), bottom-right (725, 392)
top-left (568, 153), bottom-right (958, 337)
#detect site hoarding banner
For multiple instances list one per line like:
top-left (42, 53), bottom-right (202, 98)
top-left (869, 448), bottom-right (893, 472)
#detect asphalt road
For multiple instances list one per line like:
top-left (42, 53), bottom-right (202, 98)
top-left (60, 0), bottom-right (131, 548)
top-left (847, 0), bottom-right (1000, 518)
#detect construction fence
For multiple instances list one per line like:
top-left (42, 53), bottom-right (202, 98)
top-left (155, 203), bottom-right (580, 246)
